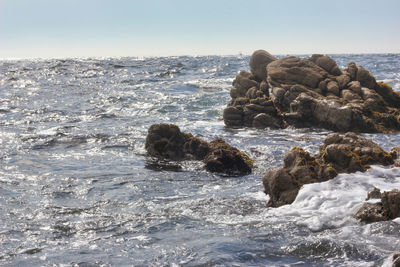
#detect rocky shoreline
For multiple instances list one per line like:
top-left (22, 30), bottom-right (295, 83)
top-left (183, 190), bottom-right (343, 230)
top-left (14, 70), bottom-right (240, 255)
top-left (224, 50), bottom-right (400, 133)
top-left (145, 50), bottom-right (400, 231)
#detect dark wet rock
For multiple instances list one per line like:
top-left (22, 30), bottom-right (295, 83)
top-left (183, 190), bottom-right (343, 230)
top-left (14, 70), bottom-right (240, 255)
top-left (393, 253), bottom-right (400, 267)
top-left (145, 124), bottom-right (253, 176)
top-left (355, 189), bottom-right (400, 223)
top-left (145, 124), bottom-right (187, 160)
top-left (204, 138), bottom-right (253, 176)
top-left (263, 133), bottom-right (395, 207)
top-left (223, 50), bottom-right (400, 133)
top-left (249, 50), bottom-right (277, 81)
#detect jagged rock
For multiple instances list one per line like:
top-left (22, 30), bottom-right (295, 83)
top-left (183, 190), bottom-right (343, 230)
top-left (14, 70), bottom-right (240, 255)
top-left (263, 133), bottom-right (395, 207)
top-left (355, 189), bottom-right (400, 223)
top-left (249, 50), bottom-right (277, 81)
top-left (223, 50), bottom-right (400, 133)
top-left (145, 124), bottom-right (253, 176)
top-left (354, 202), bottom-right (387, 223)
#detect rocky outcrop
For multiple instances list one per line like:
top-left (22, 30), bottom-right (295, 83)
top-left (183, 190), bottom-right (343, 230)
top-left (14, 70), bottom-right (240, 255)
top-left (263, 133), bottom-right (396, 207)
top-left (145, 123), bottom-right (253, 176)
top-left (223, 50), bottom-right (400, 133)
top-left (355, 188), bottom-right (400, 223)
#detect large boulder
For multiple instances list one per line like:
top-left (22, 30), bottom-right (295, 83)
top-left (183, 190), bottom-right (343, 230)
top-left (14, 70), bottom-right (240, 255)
top-left (249, 50), bottom-right (277, 81)
top-left (145, 124), bottom-right (253, 176)
top-left (263, 133), bottom-right (395, 207)
top-left (223, 50), bottom-right (400, 133)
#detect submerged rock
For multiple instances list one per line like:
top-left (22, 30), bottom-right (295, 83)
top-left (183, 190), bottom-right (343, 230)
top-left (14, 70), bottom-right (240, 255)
top-left (145, 123), bottom-right (253, 176)
top-left (355, 188), bottom-right (400, 223)
top-left (263, 133), bottom-right (396, 207)
top-left (223, 50), bottom-right (400, 133)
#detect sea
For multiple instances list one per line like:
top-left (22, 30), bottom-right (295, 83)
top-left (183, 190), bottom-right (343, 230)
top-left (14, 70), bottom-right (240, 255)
top-left (0, 54), bottom-right (400, 266)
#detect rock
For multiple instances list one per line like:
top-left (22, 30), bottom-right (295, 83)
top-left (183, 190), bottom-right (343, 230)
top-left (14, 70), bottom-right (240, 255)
top-left (336, 74), bottom-right (351, 89)
top-left (326, 81), bottom-right (340, 96)
top-left (347, 81), bottom-right (362, 95)
top-left (252, 113), bottom-right (282, 129)
top-left (375, 81), bottom-right (400, 108)
top-left (204, 138), bottom-right (253, 176)
top-left (263, 133), bottom-right (395, 207)
top-left (310, 54), bottom-right (342, 76)
top-left (355, 189), bottom-right (400, 223)
top-left (345, 62), bottom-right (358, 81)
top-left (356, 65), bottom-right (376, 88)
top-left (232, 71), bottom-right (259, 97)
top-left (249, 50), bottom-right (277, 81)
top-left (267, 56), bottom-right (327, 88)
top-left (145, 124), bottom-right (253, 176)
top-left (145, 123), bottom-right (188, 160)
top-left (223, 106), bottom-right (243, 127)
top-left (381, 189), bottom-right (400, 219)
top-left (223, 50), bottom-right (400, 133)
top-left (354, 202), bottom-right (388, 223)
top-left (393, 253), bottom-right (400, 267)
top-left (366, 187), bottom-right (381, 200)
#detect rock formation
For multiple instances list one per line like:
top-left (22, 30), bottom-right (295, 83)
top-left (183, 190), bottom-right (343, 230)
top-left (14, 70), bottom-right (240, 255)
top-left (145, 123), bottom-right (253, 176)
top-left (263, 132), bottom-right (398, 207)
top-left (224, 50), bottom-right (400, 133)
top-left (355, 188), bottom-right (400, 223)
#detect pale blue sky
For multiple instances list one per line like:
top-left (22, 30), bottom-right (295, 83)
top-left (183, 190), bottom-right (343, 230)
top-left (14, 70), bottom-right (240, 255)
top-left (0, 0), bottom-right (399, 58)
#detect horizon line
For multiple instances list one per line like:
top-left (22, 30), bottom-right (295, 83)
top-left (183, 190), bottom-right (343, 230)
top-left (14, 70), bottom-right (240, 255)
top-left (1, 51), bottom-right (400, 61)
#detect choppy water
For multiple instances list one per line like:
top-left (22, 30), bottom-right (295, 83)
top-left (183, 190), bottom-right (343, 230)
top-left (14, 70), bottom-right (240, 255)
top-left (0, 54), bottom-right (400, 266)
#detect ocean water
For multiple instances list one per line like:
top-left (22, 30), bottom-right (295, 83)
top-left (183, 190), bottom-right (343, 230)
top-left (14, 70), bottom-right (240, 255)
top-left (0, 54), bottom-right (400, 266)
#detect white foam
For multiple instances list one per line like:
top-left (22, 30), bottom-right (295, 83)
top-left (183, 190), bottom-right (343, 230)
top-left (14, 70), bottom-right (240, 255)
top-left (271, 166), bottom-right (400, 231)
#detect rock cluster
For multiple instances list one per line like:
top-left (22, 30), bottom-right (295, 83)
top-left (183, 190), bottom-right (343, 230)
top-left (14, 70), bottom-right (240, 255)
top-left (355, 188), bottom-right (400, 223)
top-left (224, 50), bottom-right (400, 133)
top-left (263, 132), bottom-right (397, 207)
top-left (145, 123), bottom-right (253, 176)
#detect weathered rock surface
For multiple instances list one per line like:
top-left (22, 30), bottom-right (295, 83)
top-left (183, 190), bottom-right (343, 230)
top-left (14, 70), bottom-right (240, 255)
top-left (263, 133), bottom-right (396, 207)
top-left (249, 50), bottom-right (277, 81)
top-left (145, 123), bottom-right (253, 176)
top-left (355, 188), bottom-right (400, 223)
top-left (224, 50), bottom-right (400, 133)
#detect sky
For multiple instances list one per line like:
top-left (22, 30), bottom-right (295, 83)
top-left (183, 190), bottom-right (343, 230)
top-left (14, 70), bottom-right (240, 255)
top-left (0, 0), bottom-right (399, 58)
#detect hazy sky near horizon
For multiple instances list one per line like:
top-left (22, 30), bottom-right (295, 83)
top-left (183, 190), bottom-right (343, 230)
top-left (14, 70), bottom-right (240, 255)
top-left (0, 0), bottom-right (399, 58)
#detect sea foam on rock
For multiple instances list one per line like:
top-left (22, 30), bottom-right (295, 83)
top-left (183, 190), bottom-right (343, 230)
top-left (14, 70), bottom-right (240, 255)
top-left (145, 123), bottom-right (253, 176)
top-left (355, 188), bottom-right (400, 223)
top-left (263, 132), bottom-right (397, 207)
top-left (223, 50), bottom-right (400, 133)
